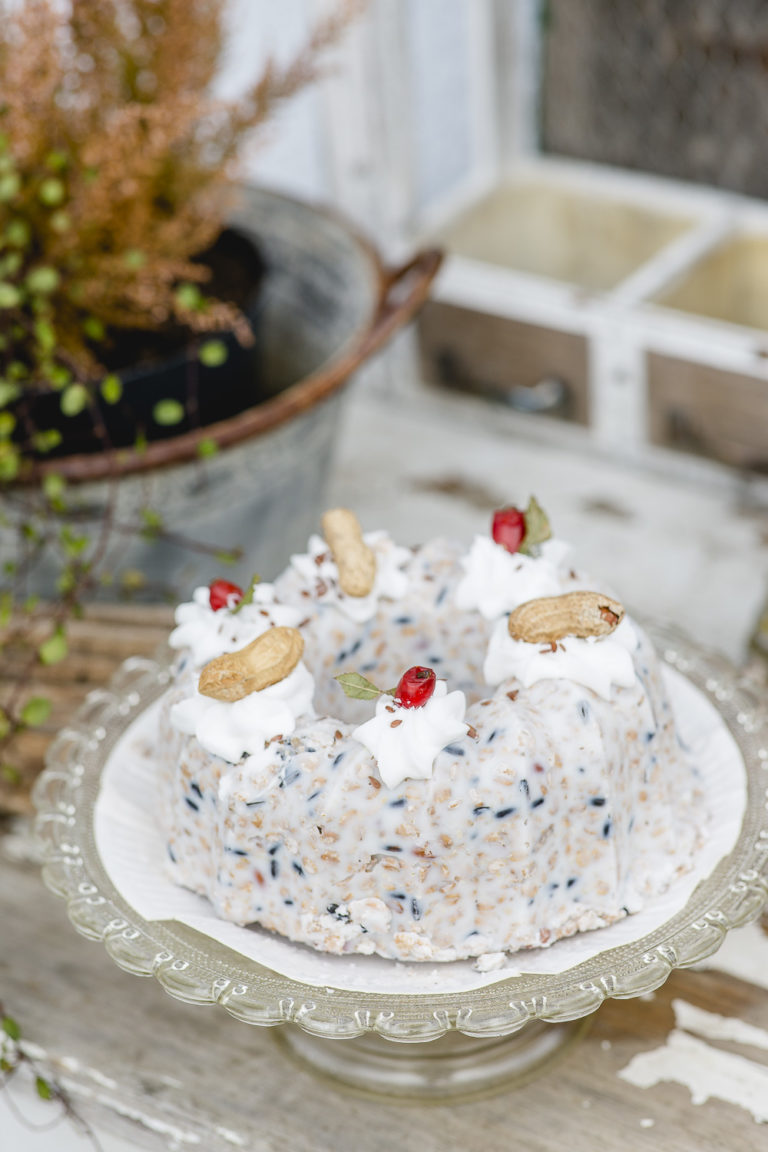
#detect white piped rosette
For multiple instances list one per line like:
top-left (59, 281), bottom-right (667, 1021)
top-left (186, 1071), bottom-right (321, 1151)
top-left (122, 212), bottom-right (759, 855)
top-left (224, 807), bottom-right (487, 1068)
top-left (170, 662), bottom-right (316, 763)
top-left (455, 535), bottom-right (574, 620)
top-left (484, 614), bottom-right (639, 699)
top-left (352, 681), bottom-right (469, 788)
top-left (169, 582), bottom-right (302, 668)
top-left (289, 531), bottom-right (410, 623)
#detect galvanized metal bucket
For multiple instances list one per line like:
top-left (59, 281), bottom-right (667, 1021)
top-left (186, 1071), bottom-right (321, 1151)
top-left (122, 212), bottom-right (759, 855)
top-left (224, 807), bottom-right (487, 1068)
top-left (10, 187), bottom-right (441, 597)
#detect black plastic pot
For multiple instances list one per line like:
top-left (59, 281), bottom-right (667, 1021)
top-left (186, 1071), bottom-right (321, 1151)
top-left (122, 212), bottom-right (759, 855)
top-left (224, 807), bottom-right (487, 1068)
top-left (16, 227), bottom-right (266, 458)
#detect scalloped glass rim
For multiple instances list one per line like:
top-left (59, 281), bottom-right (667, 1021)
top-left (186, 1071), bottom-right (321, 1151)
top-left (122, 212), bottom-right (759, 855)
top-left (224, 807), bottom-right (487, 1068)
top-left (32, 626), bottom-right (768, 1042)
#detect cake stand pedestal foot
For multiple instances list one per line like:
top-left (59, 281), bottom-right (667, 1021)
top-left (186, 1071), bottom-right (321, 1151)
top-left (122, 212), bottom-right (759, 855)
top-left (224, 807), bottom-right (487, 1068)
top-left (273, 1016), bottom-right (592, 1102)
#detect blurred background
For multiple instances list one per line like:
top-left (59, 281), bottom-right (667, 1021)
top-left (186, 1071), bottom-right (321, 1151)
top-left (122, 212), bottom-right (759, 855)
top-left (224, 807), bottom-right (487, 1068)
top-left (231, 0), bottom-right (768, 663)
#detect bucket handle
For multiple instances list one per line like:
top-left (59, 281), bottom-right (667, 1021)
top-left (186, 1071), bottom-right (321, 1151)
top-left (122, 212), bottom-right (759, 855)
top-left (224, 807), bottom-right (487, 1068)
top-left (356, 248), bottom-right (443, 362)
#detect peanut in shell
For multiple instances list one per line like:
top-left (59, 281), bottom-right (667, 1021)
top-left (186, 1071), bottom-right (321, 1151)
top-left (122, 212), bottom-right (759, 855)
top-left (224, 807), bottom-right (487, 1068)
top-left (321, 507), bottom-right (376, 597)
top-left (198, 626), bottom-right (304, 702)
top-left (507, 591), bottom-right (624, 644)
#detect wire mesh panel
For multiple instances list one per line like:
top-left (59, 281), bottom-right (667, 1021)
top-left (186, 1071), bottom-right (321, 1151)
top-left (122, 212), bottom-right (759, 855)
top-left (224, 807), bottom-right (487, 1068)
top-left (541, 0), bottom-right (768, 199)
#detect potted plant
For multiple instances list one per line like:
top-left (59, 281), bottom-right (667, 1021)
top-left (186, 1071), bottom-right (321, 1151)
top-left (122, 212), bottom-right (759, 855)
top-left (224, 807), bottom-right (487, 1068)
top-left (0, 0), bottom-right (442, 804)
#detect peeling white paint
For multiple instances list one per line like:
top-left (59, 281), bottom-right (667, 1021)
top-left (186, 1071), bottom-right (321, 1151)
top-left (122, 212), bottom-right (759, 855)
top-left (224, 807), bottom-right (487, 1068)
top-left (673, 999), bottom-right (768, 1054)
top-left (215, 1125), bottom-right (249, 1146)
top-left (619, 1030), bottom-right (768, 1124)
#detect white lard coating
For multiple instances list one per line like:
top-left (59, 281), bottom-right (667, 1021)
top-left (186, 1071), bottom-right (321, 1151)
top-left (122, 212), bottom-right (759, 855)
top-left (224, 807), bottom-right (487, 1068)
top-left (158, 536), bottom-right (707, 962)
top-left (169, 582), bottom-right (301, 668)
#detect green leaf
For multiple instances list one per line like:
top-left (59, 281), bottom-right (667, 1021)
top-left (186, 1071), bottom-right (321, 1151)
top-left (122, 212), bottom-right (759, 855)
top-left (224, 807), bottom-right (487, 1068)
top-left (38, 627), bottom-right (67, 666)
top-left (334, 672), bottom-right (384, 701)
top-left (0, 412), bottom-right (15, 439)
top-left (83, 315), bottom-right (105, 341)
top-left (35, 1076), bottom-right (52, 1101)
top-left (49, 210), bottom-right (71, 234)
top-left (99, 374), bottom-right (122, 405)
top-left (120, 568), bottom-right (145, 592)
top-left (141, 507), bottom-right (163, 531)
top-left (1, 764), bottom-right (21, 786)
top-left (519, 495), bottom-right (552, 557)
top-left (214, 548), bottom-right (240, 566)
top-left (26, 266), bottom-right (60, 294)
top-left (0, 381), bottom-right (20, 408)
top-left (20, 696), bottom-right (52, 727)
top-left (0, 282), bottom-right (21, 309)
top-left (60, 383), bottom-right (89, 417)
top-left (0, 252), bottom-right (21, 277)
top-left (199, 339), bottom-right (227, 368)
top-left (2, 1017), bottom-right (20, 1042)
top-left (0, 172), bottom-right (20, 202)
top-left (4, 219), bottom-right (30, 248)
top-left (174, 282), bottom-right (202, 311)
top-left (196, 437), bottom-right (218, 459)
top-left (47, 363), bottom-right (72, 389)
top-left (0, 441), bottom-right (19, 481)
top-left (123, 248), bottom-right (145, 269)
top-left (34, 319), bottom-right (56, 351)
top-left (45, 149), bottom-right (68, 171)
top-left (0, 592), bottom-right (12, 627)
top-left (152, 398), bottom-right (184, 426)
top-left (231, 573), bottom-right (260, 612)
top-left (43, 472), bottom-right (65, 503)
top-left (32, 428), bottom-right (62, 454)
top-left (38, 177), bottom-right (65, 206)
top-left (0, 708), bottom-right (10, 741)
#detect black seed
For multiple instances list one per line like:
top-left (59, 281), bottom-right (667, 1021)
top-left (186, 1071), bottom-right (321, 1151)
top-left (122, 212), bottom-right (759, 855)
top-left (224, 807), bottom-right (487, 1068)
top-left (292, 861), bottom-right (305, 876)
top-left (444, 744), bottom-right (465, 756)
top-left (284, 899), bottom-right (294, 906)
top-left (577, 701), bottom-right (591, 722)
top-left (384, 845), bottom-right (402, 852)
top-left (270, 859), bottom-right (279, 878)
top-left (167, 844), bottom-right (177, 863)
top-left (427, 655), bottom-right (442, 664)
top-left (190, 782), bottom-right (203, 799)
top-left (487, 728), bottom-right (501, 743)
top-left (225, 846), bottom-right (247, 857)
top-left (589, 797), bottom-right (606, 807)
top-left (332, 753), bottom-right (345, 768)
top-left (473, 804), bottom-right (490, 815)
top-left (531, 797), bottom-right (545, 809)
top-left (519, 779), bottom-right (530, 797)
top-left (268, 844), bottom-right (280, 855)
top-left (394, 615), bottom-right (412, 625)
top-left (389, 797), bottom-right (407, 808)
top-left (567, 877), bottom-right (577, 889)
top-left (308, 789), bottom-right (322, 801)
top-left (361, 662), bottom-right (377, 673)
top-left (435, 586), bottom-right (448, 606)
top-left (602, 820), bottom-right (612, 838)
top-left (496, 806), bottom-right (517, 819)
top-left (389, 891), bottom-right (406, 901)
top-left (644, 730), bottom-right (656, 743)
top-left (411, 898), bottom-right (422, 921)
top-left (349, 638), bottom-right (363, 656)
top-left (550, 882), bottom-right (559, 890)
top-left (245, 799), bottom-right (265, 807)
top-left (184, 796), bottom-right (199, 812)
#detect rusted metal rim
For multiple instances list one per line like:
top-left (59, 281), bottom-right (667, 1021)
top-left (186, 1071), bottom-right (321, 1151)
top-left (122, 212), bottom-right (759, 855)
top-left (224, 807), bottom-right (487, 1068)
top-left (21, 194), bottom-right (443, 487)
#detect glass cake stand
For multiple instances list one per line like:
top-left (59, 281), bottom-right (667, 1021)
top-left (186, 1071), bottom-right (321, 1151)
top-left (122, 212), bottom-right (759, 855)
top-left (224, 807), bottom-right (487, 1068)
top-left (32, 626), bottom-right (768, 1103)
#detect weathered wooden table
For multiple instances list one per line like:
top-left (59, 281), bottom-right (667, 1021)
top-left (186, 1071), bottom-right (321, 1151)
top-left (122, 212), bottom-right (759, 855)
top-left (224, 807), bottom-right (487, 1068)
top-left (3, 383), bottom-right (768, 1149)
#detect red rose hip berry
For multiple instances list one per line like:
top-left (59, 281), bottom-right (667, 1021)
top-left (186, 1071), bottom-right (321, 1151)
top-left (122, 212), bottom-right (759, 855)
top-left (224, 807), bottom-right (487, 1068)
top-left (395, 666), bottom-right (437, 709)
top-left (209, 579), bottom-right (243, 611)
top-left (491, 506), bottom-right (526, 554)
